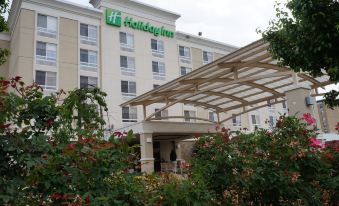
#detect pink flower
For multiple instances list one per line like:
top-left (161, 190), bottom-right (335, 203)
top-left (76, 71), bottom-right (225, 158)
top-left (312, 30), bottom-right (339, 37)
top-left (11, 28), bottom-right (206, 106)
top-left (309, 137), bottom-right (323, 148)
top-left (302, 113), bottom-right (316, 125)
top-left (113, 131), bottom-right (124, 138)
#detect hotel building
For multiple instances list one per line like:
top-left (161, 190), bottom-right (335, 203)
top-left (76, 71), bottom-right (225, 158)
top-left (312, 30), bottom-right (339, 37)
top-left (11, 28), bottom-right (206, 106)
top-left (1, 0), bottom-right (338, 172)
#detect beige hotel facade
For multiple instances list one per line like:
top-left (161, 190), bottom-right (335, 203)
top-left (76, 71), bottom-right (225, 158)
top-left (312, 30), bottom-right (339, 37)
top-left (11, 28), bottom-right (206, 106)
top-left (0, 0), bottom-right (338, 134)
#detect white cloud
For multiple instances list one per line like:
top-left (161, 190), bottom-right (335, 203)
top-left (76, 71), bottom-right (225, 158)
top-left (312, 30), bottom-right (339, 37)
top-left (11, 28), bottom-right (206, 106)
top-left (67, 0), bottom-right (285, 47)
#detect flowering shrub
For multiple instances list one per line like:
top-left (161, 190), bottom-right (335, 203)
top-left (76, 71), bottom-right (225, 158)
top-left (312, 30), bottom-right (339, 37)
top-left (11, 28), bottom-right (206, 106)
top-left (0, 77), bottom-right (138, 205)
top-left (191, 115), bottom-right (338, 205)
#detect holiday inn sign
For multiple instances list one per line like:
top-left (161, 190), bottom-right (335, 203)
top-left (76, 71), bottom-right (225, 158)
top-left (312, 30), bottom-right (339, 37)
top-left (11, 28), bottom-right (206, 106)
top-left (105, 8), bottom-right (175, 38)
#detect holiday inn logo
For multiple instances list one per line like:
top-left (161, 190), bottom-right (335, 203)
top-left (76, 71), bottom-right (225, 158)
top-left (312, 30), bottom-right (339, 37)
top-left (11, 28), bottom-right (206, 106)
top-left (106, 9), bottom-right (122, 27)
top-left (105, 8), bottom-right (174, 38)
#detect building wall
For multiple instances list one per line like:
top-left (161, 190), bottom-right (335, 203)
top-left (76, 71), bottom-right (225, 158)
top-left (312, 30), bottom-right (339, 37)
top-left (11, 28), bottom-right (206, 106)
top-left (325, 106), bottom-right (339, 133)
top-left (8, 9), bottom-right (35, 83)
top-left (59, 17), bottom-right (79, 91)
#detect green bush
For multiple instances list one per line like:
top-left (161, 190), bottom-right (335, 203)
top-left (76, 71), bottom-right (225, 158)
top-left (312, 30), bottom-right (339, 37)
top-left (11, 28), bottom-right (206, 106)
top-left (191, 115), bottom-right (338, 205)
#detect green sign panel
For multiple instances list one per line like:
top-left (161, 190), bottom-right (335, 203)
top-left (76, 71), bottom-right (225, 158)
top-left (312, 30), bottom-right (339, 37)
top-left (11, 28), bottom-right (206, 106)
top-left (106, 9), bottom-right (122, 27)
top-left (105, 9), bottom-right (174, 38)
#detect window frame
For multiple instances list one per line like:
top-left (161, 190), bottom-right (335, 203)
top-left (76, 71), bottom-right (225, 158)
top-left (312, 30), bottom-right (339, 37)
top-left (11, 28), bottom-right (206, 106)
top-left (154, 109), bottom-right (169, 119)
top-left (251, 114), bottom-right (261, 126)
top-left (120, 55), bottom-right (136, 75)
top-left (151, 39), bottom-right (164, 54)
top-left (122, 106), bottom-right (137, 122)
top-left (208, 111), bottom-right (217, 122)
top-left (80, 23), bottom-right (97, 43)
top-left (80, 49), bottom-right (98, 71)
top-left (37, 13), bottom-right (57, 37)
top-left (36, 41), bottom-right (57, 63)
top-left (232, 114), bottom-right (242, 127)
top-left (80, 76), bottom-right (98, 89)
top-left (152, 61), bottom-right (166, 80)
top-left (119, 32), bottom-right (134, 49)
top-left (180, 66), bottom-right (192, 76)
top-left (35, 70), bottom-right (57, 91)
top-left (121, 80), bottom-right (137, 97)
top-left (203, 51), bottom-right (213, 64)
top-left (184, 110), bottom-right (196, 123)
top-left (179, 46), bottom-right (191, 60)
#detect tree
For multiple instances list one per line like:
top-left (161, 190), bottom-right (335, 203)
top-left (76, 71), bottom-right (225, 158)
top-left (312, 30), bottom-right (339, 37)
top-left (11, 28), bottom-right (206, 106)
top-left (260, 0), bottom-right (339, 108)
top-left (0, 0), bottom-right (9, 65)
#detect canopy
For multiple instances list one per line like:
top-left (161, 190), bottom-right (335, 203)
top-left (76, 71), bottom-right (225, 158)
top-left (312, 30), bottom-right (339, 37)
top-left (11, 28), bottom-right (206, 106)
top-left (121, 39), bottom-right (331, 124)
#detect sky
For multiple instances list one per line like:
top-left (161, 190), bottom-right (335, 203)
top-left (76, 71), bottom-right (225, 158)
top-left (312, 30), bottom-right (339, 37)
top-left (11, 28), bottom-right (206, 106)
top-left (66, 0), bottom-right (283, 47)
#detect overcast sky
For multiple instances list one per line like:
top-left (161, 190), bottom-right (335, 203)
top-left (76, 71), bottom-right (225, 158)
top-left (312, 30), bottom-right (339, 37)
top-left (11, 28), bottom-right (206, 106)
top-left (67, 0), bottom-right (285, 47)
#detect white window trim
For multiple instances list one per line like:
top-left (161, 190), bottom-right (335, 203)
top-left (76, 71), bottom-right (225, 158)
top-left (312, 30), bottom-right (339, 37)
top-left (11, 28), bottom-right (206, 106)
top-left (180, 66), bottom-right (192, 76)
top-left (202, 51), bottom-right (213, 65)
top-left (232, 115), bottom-right (242, 127)
top-left (120, 32), bottom-right (134, 50)
top-left (151, 39), bottom-right (165, 55)
top-left (120, 56), bottom-right (136, 75)
top-left (122, 107), bottom-right (138, 122)
top-left (208, 111), bottom-right (217, 122)
top-left (251, 114), bottom-right (261, 126)
top-left (35, 70), bottom-right (57, 91)
top-left (36, 13), bottom-right (58, 38)
top-left (121, 81), bottom-right (137, 97)
top-left (80, 24), bottom-right (97, 44)
top-left (152, 61), bottom-right (166, 80)
top-left (80, 49), bottom-right (98, 71)
top-left (179, 46), bottom-right (191, 60)
top-left (36, 42), bottom-right (57, 65)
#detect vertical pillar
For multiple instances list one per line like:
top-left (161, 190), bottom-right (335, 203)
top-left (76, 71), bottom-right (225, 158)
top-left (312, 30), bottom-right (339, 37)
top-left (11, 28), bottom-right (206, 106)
top-left (285, 86), bottom-right (321, 127)
top-left (175, 141), bottom-right (182, 160)
top-left (140, 133), bottom-right (154, 174)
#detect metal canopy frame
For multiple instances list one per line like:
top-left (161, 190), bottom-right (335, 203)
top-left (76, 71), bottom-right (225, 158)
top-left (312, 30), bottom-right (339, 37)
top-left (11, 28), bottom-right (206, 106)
top-left (121, 39), bottom-right (331, 124)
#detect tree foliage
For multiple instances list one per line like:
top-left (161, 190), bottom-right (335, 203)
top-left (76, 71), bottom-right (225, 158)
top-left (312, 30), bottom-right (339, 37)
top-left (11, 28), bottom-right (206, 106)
top-left (0, 0), bottom-right (9, 66)
top-left (261, 0), bottom-right (339, 108)
top-left (191, 115), bottom-right (338, 205)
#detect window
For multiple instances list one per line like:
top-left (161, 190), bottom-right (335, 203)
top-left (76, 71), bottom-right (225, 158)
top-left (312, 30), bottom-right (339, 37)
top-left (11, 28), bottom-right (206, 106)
top-left (152, 61), bottom-right (166, 80)
top-left (184, 110), bottom-right (196, 122)
top-left (120, 56), bottom-right (135, 75)
top-left (151, 39), bottom-right (164, 54)
top-left (37, 14), bottom-right (57, 38)
top-left (155, 109), bottom-right (168, 119)
top-left (179, 46), bottom-right (191, 59)
top-left (268, 100), bottom-right (275, 110)
top-left (282, 101), bottom-right (288, 113)
top-left (269, 115), bottom-right (277, 128)
top-left (80, 76), bottom-right (98, 89)
top-left (120, 32), bottom-right (134, 50)
top-left (122, 107), bottom-right (137, 122)
top-left (180, 66), bottom-right (192, 76)
top-left (80, 23), bottom-right (97, 45)
top-left (203, 51), bottom-right (213, 64)
top-left (80, 49), bottom-right (98, 71)
top-left (35, 71), bottom-right (57, 91)
top-left (232, 114), bottom-right (241, 127)
top-left (121, 81), bottom-right (136, 97)
top-left (208, 111), bottom-right (217, 122)
top-left (153, 84), bottom-right (160, 89)
top-left (251, 114), bottom-right (260, 126)
top-left (36, 41), bottom-right (57, 66)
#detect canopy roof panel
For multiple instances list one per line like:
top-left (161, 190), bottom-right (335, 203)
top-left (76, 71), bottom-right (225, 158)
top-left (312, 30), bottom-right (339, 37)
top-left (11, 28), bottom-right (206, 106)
top-left (121, 39), bottom-right (332, 123)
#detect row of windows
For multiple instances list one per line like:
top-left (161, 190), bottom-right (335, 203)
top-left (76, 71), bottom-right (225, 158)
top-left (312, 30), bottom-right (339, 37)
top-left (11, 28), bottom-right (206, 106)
top-left (34, 70), bottom-right (98, 91)
top-left (37, 14), bottom-right (98, 46)
top-left (37, 14), bottom-right (214, 67)
top-left (35, 41), bottom-right (98, 71)
top-left (120, 107), bottom-right (282, 127)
